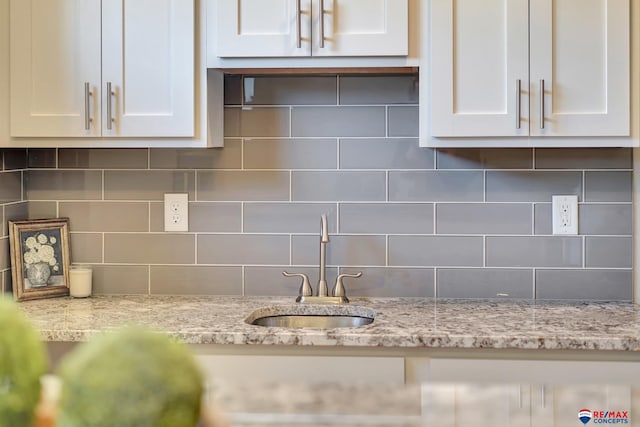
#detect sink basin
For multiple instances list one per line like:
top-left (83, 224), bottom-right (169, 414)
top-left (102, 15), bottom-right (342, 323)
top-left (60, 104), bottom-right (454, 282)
top-left (246, 305), bottom-right (376, 329)
top-left (250, 314), bottom-right (374, 328)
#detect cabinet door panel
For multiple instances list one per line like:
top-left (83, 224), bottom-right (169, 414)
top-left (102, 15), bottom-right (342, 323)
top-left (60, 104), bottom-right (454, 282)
top-left (10, 0), bottom-right (101, 137)
top-left (532, 385), bottom-right (631, 426)
top-left (312, 0), bottom-right (408, 56)
top-left (430, 0), bottom-right (529, 137)
top-left (102, 0), bottom-right (194, 137)
top-left (422, 384), bottom-right (530, 427)
top-left (530, 0), bottom-right (630, 136)
top-left (216, 0), bottom-right (311, 57)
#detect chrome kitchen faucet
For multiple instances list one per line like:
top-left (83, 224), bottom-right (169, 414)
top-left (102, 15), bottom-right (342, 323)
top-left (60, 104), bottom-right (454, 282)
top-left (283, 214), bottom-right (362, 304)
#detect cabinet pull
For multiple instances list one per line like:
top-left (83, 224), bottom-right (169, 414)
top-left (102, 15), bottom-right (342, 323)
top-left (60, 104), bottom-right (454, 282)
top-left (84, 82), bottom-right (92, 130)
top-left (106, 82), bottom-right (114, 130)
top-left (319, 0), bottom-right (325, 48)
top-left (541, 385), bottom-right (546, 408)
top-left (518, 384), bottom-right (522, 408)
top-left (515, 79), bottom-right (521, 129)
top-left (539, 79), bottom-right (545, 129)
top-left (296, 0), bottom-right (301, 48)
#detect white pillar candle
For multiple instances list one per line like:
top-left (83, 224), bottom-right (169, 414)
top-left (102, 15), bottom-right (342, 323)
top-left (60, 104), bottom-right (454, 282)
top-left (69, 267), bottom-right (92, 298)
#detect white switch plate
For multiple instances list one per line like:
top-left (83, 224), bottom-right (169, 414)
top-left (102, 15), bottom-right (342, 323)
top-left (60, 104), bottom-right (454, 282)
top-left (552, 195), bottom-right (578, 235)
top-left (164, 193), bottom-right (188, 232)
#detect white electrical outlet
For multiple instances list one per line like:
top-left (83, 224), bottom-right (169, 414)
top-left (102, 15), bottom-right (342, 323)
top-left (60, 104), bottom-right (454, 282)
top-left (164, 193), bottom-right (189, 232)
top-left (552, 195), bottom-right (578, 235)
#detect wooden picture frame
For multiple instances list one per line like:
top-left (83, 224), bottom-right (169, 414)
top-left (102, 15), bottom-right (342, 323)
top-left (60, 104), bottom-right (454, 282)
top-left (9, 218), bottom-right (71, 301)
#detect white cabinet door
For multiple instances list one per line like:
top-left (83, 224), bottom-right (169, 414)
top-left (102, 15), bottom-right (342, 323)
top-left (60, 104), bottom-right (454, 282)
top-left (312, 0), bottom-right (408, 57)
top-left (10, 0), bottom-right (102, 137)
top-left (216, 0), bottom-right (311, 57)
top-left (422, 384), bottom-right (531, 427)
top-left (529, 0), bottom-right (630, 136)
top-left (10, 0), bottom-right (194, 138)
top-left (428, 0), bottom-right (630, 141)
top-left (215, 0), bottom-right (407, 58)
top-left (531, 385), bottom-right (632, 426)
top-left (102, 0), bottom-right (194, 137)
top-left (429, 0), bottom-right (529, 137)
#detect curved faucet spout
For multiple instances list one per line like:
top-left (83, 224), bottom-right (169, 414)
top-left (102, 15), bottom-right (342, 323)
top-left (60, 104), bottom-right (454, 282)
top-left (320, 214), bottom-right (329, 243)
top-left (318, 214), bottom-right (329, 296)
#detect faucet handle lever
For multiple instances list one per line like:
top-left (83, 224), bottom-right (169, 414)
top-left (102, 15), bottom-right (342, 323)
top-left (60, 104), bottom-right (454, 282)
top-left (283, 271), bottom-right (313, 302)
top-left (332, 271), bottom-right (363, 302)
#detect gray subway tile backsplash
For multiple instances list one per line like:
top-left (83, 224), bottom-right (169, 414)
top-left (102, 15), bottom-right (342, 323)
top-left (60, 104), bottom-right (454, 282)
top-left (70, 233), bottom-right (103, 264)
top-left (292, 106), bottom-right (386, 137)
top-left (104, 170), bottom-right (195, 201)
top-left (585, 237), bottom-right (632, 268)
top-left (535, 148), bottom-right (632, 169)
top-left (58, 148), bottom-right (148, 169)
top-left (0, 171), bottom-right (22, 204)
top-left (389, 171), bottom-right (484, 202)
top-left (224, 107), bottom-right (290, 137)
top-left (536, 269), bottom-right (633, 301)
top-left (150, 266), bottom-right (242, 295)
top-left (91, 265), bottom-right (149, 294)
top-left (104, 233), bottom-right (195, 264)
top-left (339, 138), bottom-right (433, 170)
top-left (243, 76), bottom-right (337, 105)
top-left (579, 204), bottom-right (633, 235)
top-left (197, 234), bottom-right (290, 265)
top-left (487, 236), bottom-right (582, 268)
top-left (1, 74), bottom-right (631, 299)
top-left (60, 201), bottom-right (149, 232)
top-left (584, 171), bottom-right (632, 202)
top-left (437, 148), bottom-right (533, 170)
top-left (150, 142), bottom-right (242, 169)
top-left (486, 171), bottom-right (582, 202)
top-left (244, 138), bottom-right (337, 170)
top-left (244, 203), bottom-right (337, 233)
top-left (339, 267), bottom-right (434, 297)
top-left (26, 170), bottom-right (102, 200)
top-left (339, 76), bottom-right (419, 105)
top-left (197, 171), bottom-right (290, 201)
top-left (437, 268), bottom-right (533, 299)
top-left (292, 171), bottom-right (386, 201)
top-left (388, 106), bottom-right (419, 137)
top-left (389, 236), bottom-right (484, 267)
top-left (436, 203), bottom-right (532, 235)
top-left (339, 203), bottom-right (433, 234)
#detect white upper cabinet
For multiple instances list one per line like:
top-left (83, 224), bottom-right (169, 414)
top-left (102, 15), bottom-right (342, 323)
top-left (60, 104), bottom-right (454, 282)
top-left (10, 1), bottom-right (102, 137)
top-left (213, 0), bottom-right (408, 58)
top-left (10, 0), bottom-right (195, 138)
top-left (425, 0), bottom-right (634, 146)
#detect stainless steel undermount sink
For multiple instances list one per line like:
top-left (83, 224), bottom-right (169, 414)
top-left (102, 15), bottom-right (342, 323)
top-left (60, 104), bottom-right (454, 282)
top-left (246, 305), bottom-right (376, 329)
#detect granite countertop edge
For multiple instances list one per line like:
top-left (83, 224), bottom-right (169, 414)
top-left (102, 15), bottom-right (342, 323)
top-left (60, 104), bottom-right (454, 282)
top-left (16, 295), bottom-right (640, 352)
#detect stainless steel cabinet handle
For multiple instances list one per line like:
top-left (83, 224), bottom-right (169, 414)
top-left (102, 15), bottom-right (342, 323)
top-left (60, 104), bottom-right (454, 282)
top-left (84, 82), bottom-right (92, 130)
top-left (106, 82), bottom-right (115, 130)
top-left (515, 79), bottom-right (521, 129)
top-left (540, 79), bottom-right (545, 129)
top-left (518, 385), bottom-right (522, 408)
top-left (319, 0), bottom-right (325, 48)
top-left (296, 0), bottom-right (301, 48)
top-left (541, 385), bottom-right (546, 408)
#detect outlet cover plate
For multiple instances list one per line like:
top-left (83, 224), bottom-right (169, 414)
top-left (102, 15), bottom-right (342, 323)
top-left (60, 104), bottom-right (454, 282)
top-left (164, 193), bottom-right (188, 232)
top-left (552, 195), bottom-right (578, 235)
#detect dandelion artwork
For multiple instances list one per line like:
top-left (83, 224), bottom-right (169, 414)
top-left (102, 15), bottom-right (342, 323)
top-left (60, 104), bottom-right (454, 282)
top-left (9, 218), bottom-right (70, 301)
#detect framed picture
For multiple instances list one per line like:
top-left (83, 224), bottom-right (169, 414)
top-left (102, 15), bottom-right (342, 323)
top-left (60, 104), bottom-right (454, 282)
top-left (9, 218), bottom-right (71, 301)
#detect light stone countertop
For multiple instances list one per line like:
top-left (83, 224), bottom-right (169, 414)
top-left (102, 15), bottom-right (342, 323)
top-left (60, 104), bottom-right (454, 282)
top-left (15, 295), bottom-right (640, 351)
